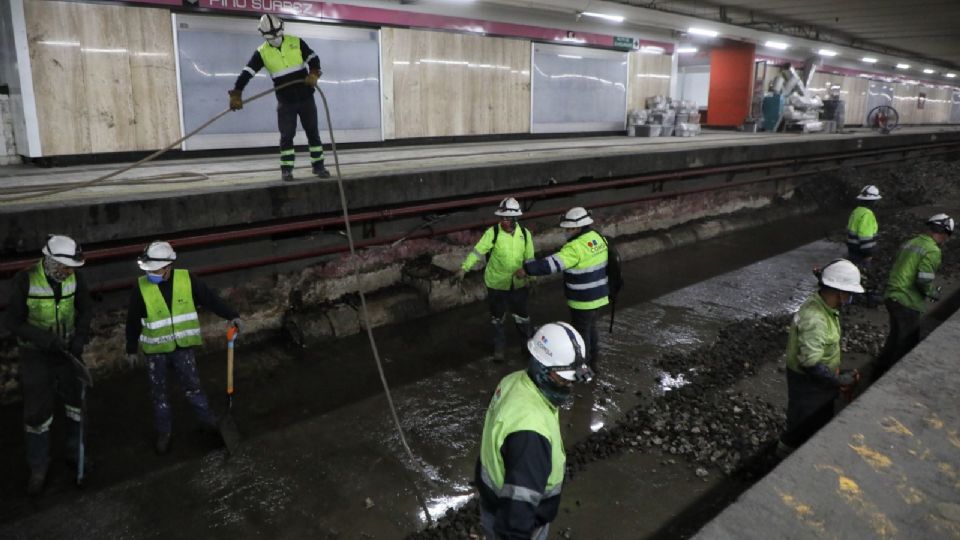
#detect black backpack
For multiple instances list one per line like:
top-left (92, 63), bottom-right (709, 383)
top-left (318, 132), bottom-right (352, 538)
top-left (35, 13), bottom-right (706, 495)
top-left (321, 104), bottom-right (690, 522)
top-left (602, 235), bottom-right (624, 299)
top-left (491, 224), bottom-right (529, 246)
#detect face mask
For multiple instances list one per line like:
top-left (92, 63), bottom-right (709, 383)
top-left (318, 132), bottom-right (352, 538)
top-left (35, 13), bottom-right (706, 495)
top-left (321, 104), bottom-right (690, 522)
top-left (266, 35), bottom-right (283, 47)
top-left (43, 256), bottom-right (71, 283)
top-left (527, 359), bottom-right (572, 407)
top-left (146, 272), bottom-right (164, 284)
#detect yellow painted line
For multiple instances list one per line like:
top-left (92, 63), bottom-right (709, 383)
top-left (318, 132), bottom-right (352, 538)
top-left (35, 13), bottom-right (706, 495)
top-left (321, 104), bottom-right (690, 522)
top-left (880, 416), bottom-right (914, 437)
top-left (775, 488), bottom-right (826, 534)
top-left (848, 434), bottom-right (893, 472)
top-left (816, 464), bottom-right (898, 538)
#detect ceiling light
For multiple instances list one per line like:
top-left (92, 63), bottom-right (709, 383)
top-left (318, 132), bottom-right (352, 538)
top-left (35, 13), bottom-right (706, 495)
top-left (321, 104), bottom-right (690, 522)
top-left (688, 27), bottom-right (719, 38)
top-left (817, 49), bottom-right (838, 57)
top-left (861, 57), bottom-right (878, 64)
top-left (557, 54), bottom-right (582, 60)
top-left (640, 45), bottom-right (665, 54)
top-left (923, 68), bottom-right (935, 74)
top-left (676, 46), bottom-right (698, 54)
top-left (947, 73), bottom-right (957, 78)
top-left (895, 63), bottom-right (910, 69)
top-left (764, 41), bottom-right (789, 50)
top-left (580, 11), bottom-right (625, 23)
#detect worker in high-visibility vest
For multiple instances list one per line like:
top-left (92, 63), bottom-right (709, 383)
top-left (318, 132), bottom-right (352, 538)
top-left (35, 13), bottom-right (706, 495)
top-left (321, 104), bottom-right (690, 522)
top-left (476, 322), bottom-right (593, 540)
top-left (3, 235), bottom-right (93, 495)
top-left (846, 185), bottom-right (882, 268)
top-left (230, 14), bottom-right (330, 182)
top-left (125, 241), bottom-right (241, 455)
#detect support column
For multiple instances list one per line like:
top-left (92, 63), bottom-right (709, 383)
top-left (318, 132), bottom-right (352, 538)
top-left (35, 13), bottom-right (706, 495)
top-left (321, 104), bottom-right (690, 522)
top-left (706, 43), bottom-right (756, 128)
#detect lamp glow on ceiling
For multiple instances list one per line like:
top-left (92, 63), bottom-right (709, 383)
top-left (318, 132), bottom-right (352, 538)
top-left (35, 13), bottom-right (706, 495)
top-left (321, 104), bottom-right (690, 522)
top-left (688, 27), bottom-right (719, 37)
top-left (861, 57), bottom-right (878, 64)
top-left (817, 49), bottom-right (838, 57)
top-left (676, 46), bottom-right (698, 54)
top-left (896, 63), bottom-right (910, 69)
top-left (764, 41), bottom-right (789, 50)
top-left (923, 68), bottom-right (935, 74)
top-left (947, 73), bottom-right (957, 78)
top-left (581, 11), bottom-right (625, 23)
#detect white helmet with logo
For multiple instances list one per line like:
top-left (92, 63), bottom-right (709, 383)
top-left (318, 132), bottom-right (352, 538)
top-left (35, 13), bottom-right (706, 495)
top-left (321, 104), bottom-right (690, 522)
top-left (856, 185), bottom-right (882, 201)
top-left (928, 213), bottom-right (954, 236)
top-left (527, 322), bottom-right (593, 382)
top-left (560, 207), bottom-right (593, 228)
top-left (138, 241), bottom-right (177, 271)
top-left (42, 235), bottom-right (85, 267)
top-left (258, 14), bottom-right (284, 47)
top-left (494, 197), bottom-right (522, 218)
top-left (819, 259), bottom-right (864, 294)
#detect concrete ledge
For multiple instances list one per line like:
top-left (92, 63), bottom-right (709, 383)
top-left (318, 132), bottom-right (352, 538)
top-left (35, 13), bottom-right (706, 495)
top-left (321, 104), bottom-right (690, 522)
top-left (694, 306), bottom-right (960, 539)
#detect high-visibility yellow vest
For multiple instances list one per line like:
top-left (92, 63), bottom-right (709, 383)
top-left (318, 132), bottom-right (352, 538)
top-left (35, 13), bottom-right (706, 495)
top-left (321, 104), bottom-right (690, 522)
top-left (258, 35), bottom-right (304, 79)
top-left (25, 260), bottom-right (76, 342)
top-left (138, 269), bottom-right (203, 354)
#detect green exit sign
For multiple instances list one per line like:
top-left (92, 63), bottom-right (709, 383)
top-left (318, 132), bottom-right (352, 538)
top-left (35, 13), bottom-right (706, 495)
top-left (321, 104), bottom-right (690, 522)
top-left (613, 36), bottom-right (636, 49)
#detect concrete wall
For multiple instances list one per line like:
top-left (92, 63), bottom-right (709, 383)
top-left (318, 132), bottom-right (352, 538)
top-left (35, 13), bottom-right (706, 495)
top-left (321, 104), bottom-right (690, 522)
top-left (0, 95), bottom-right (20, 165)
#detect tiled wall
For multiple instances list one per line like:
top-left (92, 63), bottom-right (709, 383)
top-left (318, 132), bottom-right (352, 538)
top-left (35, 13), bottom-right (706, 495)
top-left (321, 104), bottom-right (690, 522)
top-left (24, 0), bottom-right (179, 155)
top-left (808, 72), bottom-right (869, 125)
top-left (628, 52), bottom-right (672, 109)
top-left (382, 27), bottom-right (531, 139)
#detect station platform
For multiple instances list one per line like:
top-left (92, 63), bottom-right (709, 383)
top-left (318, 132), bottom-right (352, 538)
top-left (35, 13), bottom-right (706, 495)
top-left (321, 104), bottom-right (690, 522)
top-left (3, 126), bottom-right (960, 255)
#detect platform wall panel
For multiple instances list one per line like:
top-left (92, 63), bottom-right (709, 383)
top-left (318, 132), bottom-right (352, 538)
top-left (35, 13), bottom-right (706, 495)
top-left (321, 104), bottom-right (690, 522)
top-left (24, 0), bottom-right (178, 155)
top-left (628, 52), bottom-right (672, 110)
top-left (383, 28), bottom-right (531, 139)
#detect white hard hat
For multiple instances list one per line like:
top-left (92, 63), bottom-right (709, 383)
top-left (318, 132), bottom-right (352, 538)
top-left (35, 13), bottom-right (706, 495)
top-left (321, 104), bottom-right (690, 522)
top-left (856, 185), bottom-right (882, 201)
top-left (928, 213), bottom-right (955, 235)
top-left (820, 259), bottom-right (864, 294)
top-left (494, 197), bottom-right (522, 218)
top-left (560, 207), bottom-right (593, 228)
top-left (138, 241), bottom-right (177, 271)
top-left (527, 322), bottom-right (592, 382)
top-left (41, 235), bottom-right (85, 268)
top-left (258, 14), bottom-right (284, 45)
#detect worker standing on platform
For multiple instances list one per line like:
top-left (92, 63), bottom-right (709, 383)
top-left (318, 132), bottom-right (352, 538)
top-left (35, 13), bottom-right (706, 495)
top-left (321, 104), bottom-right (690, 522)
top-left (846, 185), bottom-right (882, 268)
top-left (476, 322), bottom-right (593, 540)
top-left (777, 259), bottom-right (863, 457)
top-left (458, 198), bottom-right (535, 362)
top-left (125, 241), bottom-right (242, 455)
top-left (873, 214), bottom-right (953, 382)
top-left (3, 235), bottom-right (92, 495)
top-left (518, 207), bottom-right (609, 371)
top-left (229, 14), bottom-right (330, 182)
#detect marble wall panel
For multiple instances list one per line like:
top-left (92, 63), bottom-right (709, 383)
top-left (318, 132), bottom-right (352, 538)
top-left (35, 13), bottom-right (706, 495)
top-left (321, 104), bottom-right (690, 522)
top-left (628, 52), bottom-right (672, 110)
top-left (25, 0), bottom-right (178, 155)
top-left (383, 28), bottom-right (530, 138)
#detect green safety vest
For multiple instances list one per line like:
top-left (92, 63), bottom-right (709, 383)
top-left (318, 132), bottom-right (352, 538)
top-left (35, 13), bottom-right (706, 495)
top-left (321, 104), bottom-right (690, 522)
top-left (138, 269), bottom-right (203, 354)
top-left (25, 260), bottom-right (76, 342)
top-left (479, 371), bottom-right (565, 504)
top-left (554, 230), bottom-right (610, 310)
top-left (786, 292), bottom-right (842, 374)
top-left (846, 206), bottom-right (878, 253)
top-left (258, 35), bottom-right (305, 78)
top-left (461, 224), bottom-right (534, 290)
top-left (885, 234), bottom-right (941, 313)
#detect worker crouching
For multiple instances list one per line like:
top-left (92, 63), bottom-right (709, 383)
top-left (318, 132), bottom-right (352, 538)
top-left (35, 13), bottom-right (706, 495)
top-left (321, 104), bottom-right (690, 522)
top-left (476, 322), bottom-right (593, 539)
top-left (777, 259), bottom-right (863, 457)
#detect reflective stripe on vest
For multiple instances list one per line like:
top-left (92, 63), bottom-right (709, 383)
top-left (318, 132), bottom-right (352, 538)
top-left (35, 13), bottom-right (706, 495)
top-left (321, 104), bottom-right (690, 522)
top-left (138, 269), bottom-right (203, 354)
top-left (258, 35), bottom-right (305, 78)
top-left (479, 371), bottom-right (565, 504)
top-left (25, 260), bottom-right (76, 342)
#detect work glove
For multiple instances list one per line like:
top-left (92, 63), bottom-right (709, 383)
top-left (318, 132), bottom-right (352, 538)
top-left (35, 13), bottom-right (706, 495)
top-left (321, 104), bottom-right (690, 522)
top-left (514, 268), bottom-right (528, 279)
top-left (304, 69), bottom-right (321, 88)
top-left (125, 353), bottom-right (143, 370)
top-left (927, 286), bottom-right (942, 302)
top-left (228, 90), bottom-right (243, 111)
top-left (837, 369), bottom-right (860, 402)
top-left (230, 318), bottom-right (243, 334)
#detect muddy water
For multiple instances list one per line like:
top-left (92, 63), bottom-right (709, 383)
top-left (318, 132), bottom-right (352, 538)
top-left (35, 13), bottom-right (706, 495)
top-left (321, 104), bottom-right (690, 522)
top-left (0, 212), bottom-right (850, 538)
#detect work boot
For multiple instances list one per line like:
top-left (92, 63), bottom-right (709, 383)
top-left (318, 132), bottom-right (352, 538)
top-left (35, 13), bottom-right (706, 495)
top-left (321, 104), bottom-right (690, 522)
top-left (281, 169), bottom-right (295, 182)
top-left (155, 432), bottom-right (172, 455)
top-left (312, 164), bottom-right (331, 178)
top-left (26, 464), bottom-right (48, 496)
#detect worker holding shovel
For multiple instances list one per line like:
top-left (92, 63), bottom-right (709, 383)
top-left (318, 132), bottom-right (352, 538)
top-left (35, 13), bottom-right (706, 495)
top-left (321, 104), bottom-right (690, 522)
top-left (124, 241), bottom-right (242, 455)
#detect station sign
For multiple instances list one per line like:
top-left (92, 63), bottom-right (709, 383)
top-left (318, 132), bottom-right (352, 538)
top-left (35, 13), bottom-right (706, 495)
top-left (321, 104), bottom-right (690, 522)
top-left (613, 36), bottom-right (636, 49)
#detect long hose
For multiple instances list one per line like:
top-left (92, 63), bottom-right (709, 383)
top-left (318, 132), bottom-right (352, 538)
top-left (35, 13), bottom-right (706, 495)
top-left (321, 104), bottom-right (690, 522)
top-left (7, 79), bottom-right (437, 522)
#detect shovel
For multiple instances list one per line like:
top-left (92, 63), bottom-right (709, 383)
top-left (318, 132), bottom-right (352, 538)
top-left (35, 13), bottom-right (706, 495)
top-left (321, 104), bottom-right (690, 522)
top-left (218, 326), bottom-right (241, 455)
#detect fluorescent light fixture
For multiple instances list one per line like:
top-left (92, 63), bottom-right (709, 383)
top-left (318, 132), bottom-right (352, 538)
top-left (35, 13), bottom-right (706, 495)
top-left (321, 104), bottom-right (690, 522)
top-left (947, 73), bottom-right (957, 78)
top-left (923, 68), bottom-right (935, 74)
top-left (640, 45), bottom-right (665, 54)
top-left (764, 41), bottom-right (789, 50)
top-left (676, 46), bottom-right (698, 54)
top-left (817, 49), bottom-right (838, 57)
top-left (895, 63), bottom-right (910, 69)
top-left (581, 11), bottom-right (625, 23)
top-left (557, 54), bottom-right (582, 59)
top-left (861, 57), bottom-right (878, 63)
top-left (688, 27), bottom-right (719, 37)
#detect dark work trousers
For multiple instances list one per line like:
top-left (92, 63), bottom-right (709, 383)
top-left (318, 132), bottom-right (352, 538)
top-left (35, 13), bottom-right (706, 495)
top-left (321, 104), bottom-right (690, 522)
top-left (18, 347), bottom-right (83, 472)
top-left (146, 348), bottom-right (216, 435)
top-left (780, 369), bottom-right (838, 450)
top-left (488, 287), bottom-right (531, 355)
top-left (569, 307), bottom-right (601, 368)
top-left (277, 97), bottom-right (324, 171)
top-left (873, 299), bottom-right (922, 382)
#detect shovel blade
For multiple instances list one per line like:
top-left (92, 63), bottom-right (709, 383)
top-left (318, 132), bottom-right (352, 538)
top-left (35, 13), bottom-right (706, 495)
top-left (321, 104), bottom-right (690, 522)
top-left (218, 414), bottom-right (241, 455)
